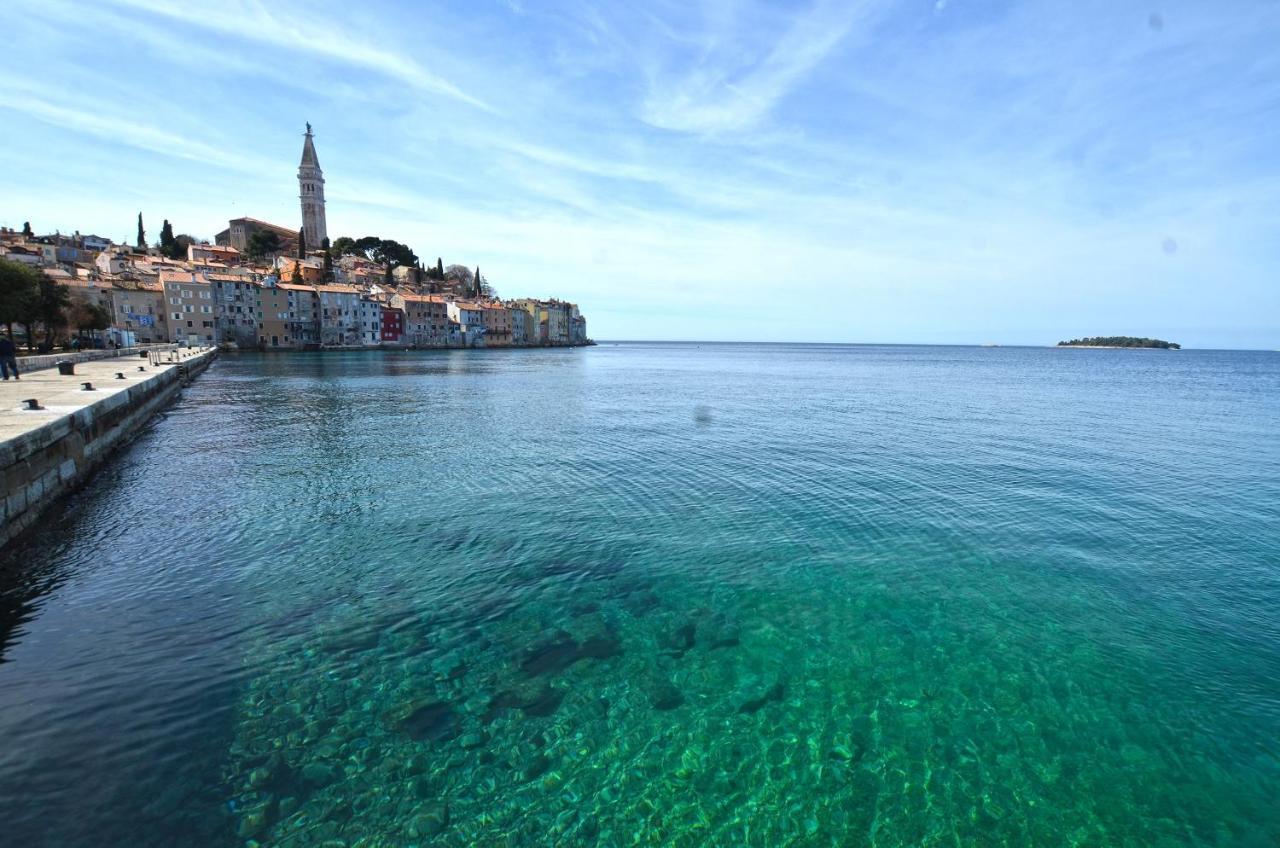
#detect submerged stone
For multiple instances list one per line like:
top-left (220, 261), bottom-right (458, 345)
top-left (579, 634), bottom-right (622, 660)
top-left (663, 622), bottom-right (697, 657)
top-left (738, 681), bottom-right (785, 714)
top-left (302, 762), bottom-right (338, 787)
top-left (521, 686), bottom-right (565, 717)
top-left (520, 637), bottom-right (581, 677)
top-left (652, 682), bottom-right (685, 711)
top-left (399, 701), bottom-right (461, 743)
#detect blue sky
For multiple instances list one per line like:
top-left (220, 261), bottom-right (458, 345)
top-left (1, 0), bottom-right (1277, 347)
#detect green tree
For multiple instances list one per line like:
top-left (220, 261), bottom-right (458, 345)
top-left (160, 219), bottom-right (175, 254)
top-left (330, 236), bottom-right (357, 256)
top-left (136, 212), bottom-right (146, 249)
top-left (474, 266), bottom-right (482, 299)
top-left (0, 258), bottom-right (42, 340)
top-left (12, 273), bottom-right (71, 351)
top-left (436, 257), bottom-right (444, 278)
top-left (69, 300), bottom-right (112, 340)
top-left (289, 263), bottom-right (302, 285)
top-left (246, 230), bottom-right (283, 260)
top-left (322, 237), bottom-right (333, 279)
top-left (21, 221), bottom-right (33, 238)
top-left (298, 227), bottom-right (307, 259)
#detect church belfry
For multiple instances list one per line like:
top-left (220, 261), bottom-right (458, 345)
top-left (298, 122), bottom-right (327, 252)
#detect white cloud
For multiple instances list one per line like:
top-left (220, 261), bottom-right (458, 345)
top-left (640, 0), bottom-right (885, 134)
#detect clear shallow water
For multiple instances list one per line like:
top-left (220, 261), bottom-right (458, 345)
top-left (1, 343), bottom-right (1278, 847)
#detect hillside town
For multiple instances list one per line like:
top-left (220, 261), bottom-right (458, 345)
top-left (0, 125), bottom-right (588, 352)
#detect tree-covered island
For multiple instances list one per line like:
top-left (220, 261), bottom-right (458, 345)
top-left (1057, 336), bottom-right (1181, 349)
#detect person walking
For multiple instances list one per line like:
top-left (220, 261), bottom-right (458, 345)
top-left (0, 335), bottom-right (19, 381)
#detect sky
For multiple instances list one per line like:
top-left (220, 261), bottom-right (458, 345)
top-left (1, 0), bottom-right (1277, 348)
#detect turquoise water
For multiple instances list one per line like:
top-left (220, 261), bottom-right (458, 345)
top-left (1, 343), bottom-right (1278, 846)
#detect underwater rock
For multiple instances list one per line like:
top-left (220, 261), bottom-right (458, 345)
top-left (399, 701), bottom-right (461, 743)
top-left (524, 755), bottom-right (553, 780)
top-left (236, 809), bottom-right (268, 839)
top-left (651, 682), bottom-right (685, 711)
top-left (406, 802), bottom-right (450, 838)
top-left (521, 630), bottom-right (622, 676)
top-left (482, 690), bottom-right (526, 724)
top-left (484, 684), bottom-right (565, 722)
top-left (738, 681), bottom-right (785, 714)
top-left (521, 685), bottom-right (565, 717)
top-left (520, 636), bottom-right (582, 677)
top-left (623, 592), bottom-right (661, 616)
top-left (302, 762), bottom-right (339, 787)
top-left (459, 731), bottom-right (488, 750)
top-left (579, 634), bottom-right (622, 660)
top-left (662, 622), bottom-right (697, 657)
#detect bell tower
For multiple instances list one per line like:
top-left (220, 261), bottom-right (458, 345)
top-left (298, 122), bottom-right (327, 251)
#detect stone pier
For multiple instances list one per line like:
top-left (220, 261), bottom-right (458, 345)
top-left (0, 347), bottom-right (217, 549)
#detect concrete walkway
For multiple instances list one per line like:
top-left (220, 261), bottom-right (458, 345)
top-left (0, 347), bottom-right (214, 444)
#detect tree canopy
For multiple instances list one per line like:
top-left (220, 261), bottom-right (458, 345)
top-left (0, 260), bottom-right (71, 349)
top-left (246, 230), bottom-right (284, 260)
top-left (329, 235), bottom-right (418, 268)
top-left (1057, 337), bottom-right (1180, 350)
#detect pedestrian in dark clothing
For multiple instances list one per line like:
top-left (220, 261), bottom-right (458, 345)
top-left (0, 336), bottom-right (19, 381)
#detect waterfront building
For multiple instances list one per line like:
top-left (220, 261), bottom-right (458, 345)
top-left (314, 284), bottom-right (363, 346)
top-left (480, 302), bottom-right (512, 346)
top-left (211, 273), bottom-right (261, 348)
top-left (162, 270), bottom-right (217, 345)
top-left (390, 293), bottom-right (449, 347)
top-left (356, 297), bottom-right (383, 346)
top-left (380, 306), bottom-right (404, 344)
top-left (509, 305), bottom-right (532, 346)
top-left (278, 282), bottom-right (320, 347)
top-left (109, 282), bottom-right (168, 344)
top-left (256, 278), bottom-right (298, 349)
top-left (298, 123), bottom-right (327, 251)
top-left (447, 301), bottom-right (486, 346)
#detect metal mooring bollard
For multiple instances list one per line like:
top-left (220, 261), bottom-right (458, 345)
top-left (116, 372), bottom-right (127, 380)
top-left (138, 366), bottom-right (147, 372)
top-left (23, 398), bottom-right (44, 410)
top-left (81, 382), bottom-right (96, 391)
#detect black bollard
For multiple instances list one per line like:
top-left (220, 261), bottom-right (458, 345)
top-left (23, 398), bottom-right (44, 410)
top-left (81, 382), bottom-right (95, 391)
top-left (116, 372), bottom-right (126, 380)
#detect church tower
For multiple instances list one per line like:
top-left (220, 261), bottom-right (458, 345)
top-left (298, 122), bottom-right (327, 251)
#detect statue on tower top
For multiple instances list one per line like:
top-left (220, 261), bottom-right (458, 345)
top-left (306, 121), bottom-right (312, 135)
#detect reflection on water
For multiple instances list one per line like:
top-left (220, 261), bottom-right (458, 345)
top-left (2, 345), bottom-right (1279, 846)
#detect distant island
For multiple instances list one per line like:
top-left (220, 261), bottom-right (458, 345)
top-left (1057, 336), bottom-right (1181, 349)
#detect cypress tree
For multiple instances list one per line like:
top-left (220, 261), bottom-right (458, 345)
top-left (22, 221), bottom-right (33, 238)
top-left (160, 220), bottom-right (175, 253)
top-left (384, 264), bottom-right (393, 285)
top-left (474, 266), bottom-right (481, 298)
top-left (136, 213), bottom-right (145, 249)
top-left (436, 257), bottom-right (444, 278)
top-left (298, 227), bottom-right (307, 259)
top-left (321, 237), bottom-right (333, 278)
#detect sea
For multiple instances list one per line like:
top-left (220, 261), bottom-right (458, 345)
top-left (1, 343), bottom-right (1277, 847)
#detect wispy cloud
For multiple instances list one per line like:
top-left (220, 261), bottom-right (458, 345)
top-left (640, 0), bottom-right (884, 134)
top-left (104, 0), bottom-right (494, 113)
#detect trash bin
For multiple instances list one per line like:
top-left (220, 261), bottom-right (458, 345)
top-left (139, 351), bottom-right (148, 358)
top-left (56, 360), bottom-right (75, 376)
